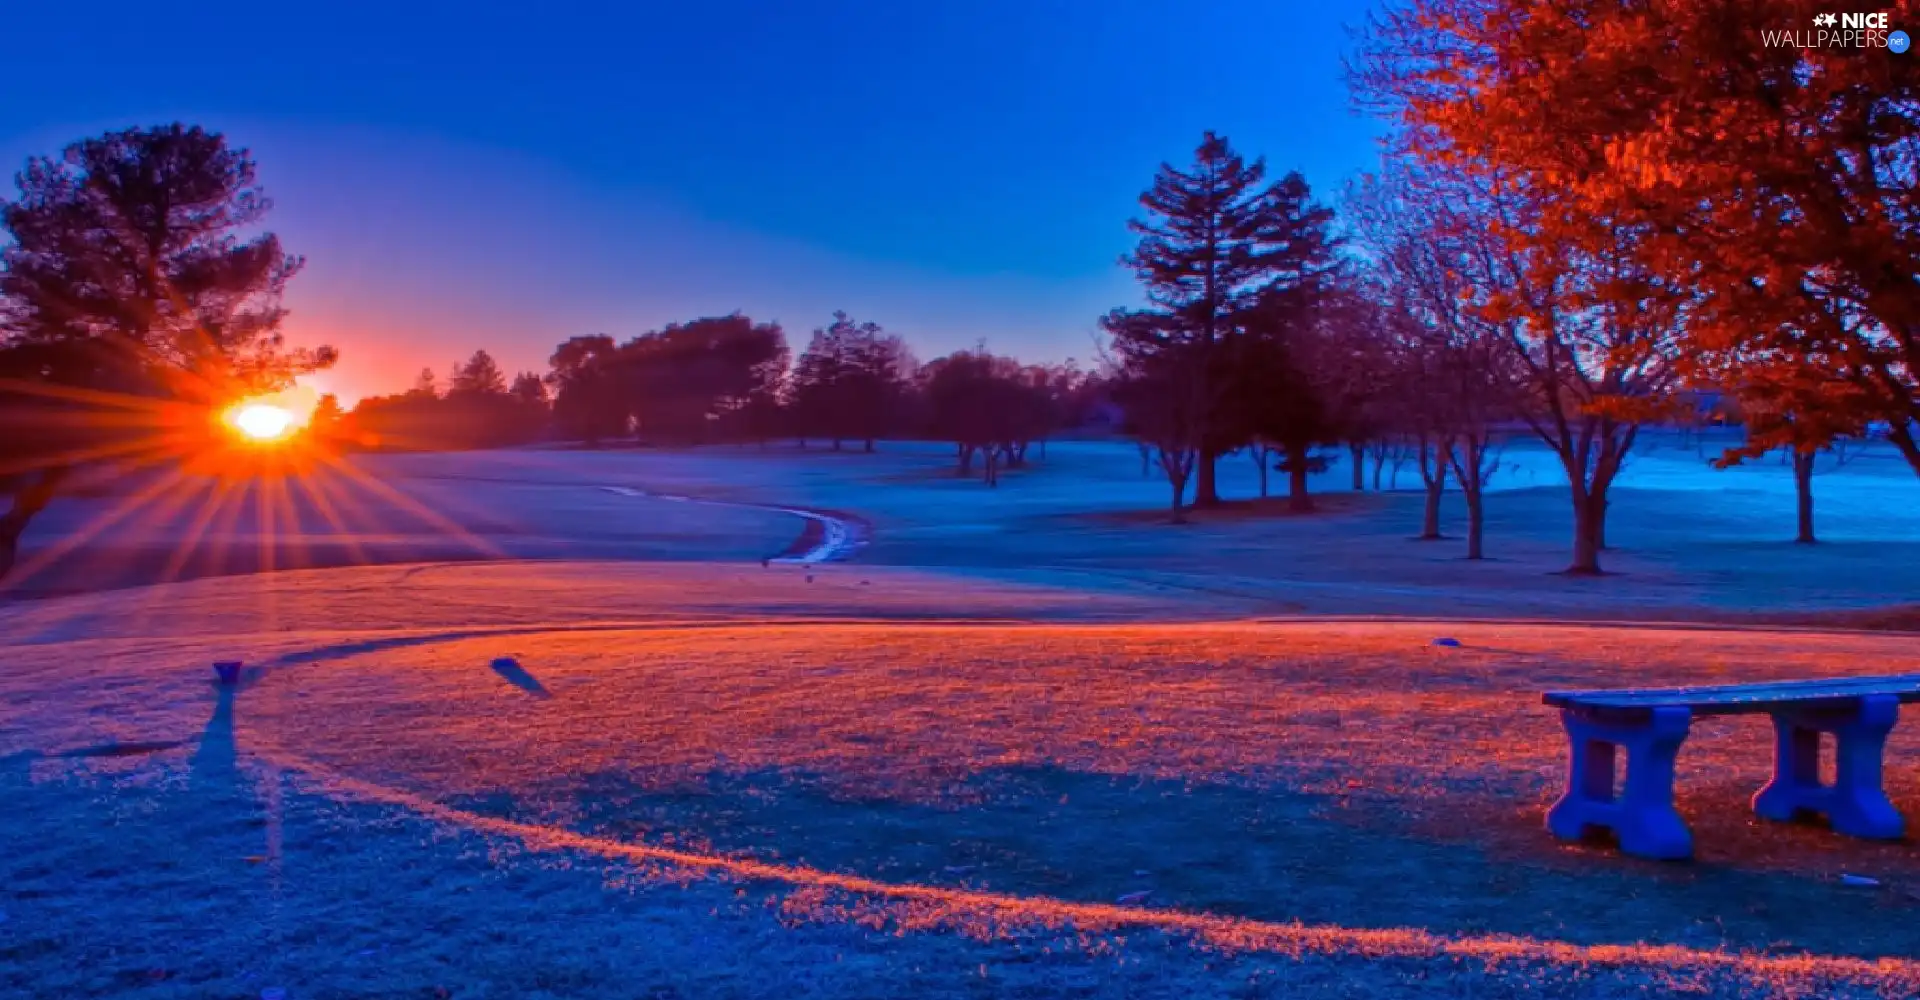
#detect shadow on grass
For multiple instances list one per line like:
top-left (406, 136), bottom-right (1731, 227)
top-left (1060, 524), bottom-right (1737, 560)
top-left (489, 657), bottom-right (554, 699)
top-left (452, 763), bottom-right (1918, 960)
top-left (190, 683), bottom-right (241, 796)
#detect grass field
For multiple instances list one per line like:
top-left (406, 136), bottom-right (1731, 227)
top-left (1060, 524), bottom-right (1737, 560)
top-left (5, 564), bottom-right (1920, 998)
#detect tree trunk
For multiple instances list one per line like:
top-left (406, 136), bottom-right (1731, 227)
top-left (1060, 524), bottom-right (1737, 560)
top-left (957, 443), bottom-right (974, 475)
top-left (1165, 459), bottom-right (1190, 524)
top-left (831, 439), bottom-right (841, 451)
top-left (863, 438), bottom-right (874, 453)
top-left (1793, 450), bottom-right (1816, 544)
top-left (1139, 442), bottom-right (1153, 478)
top-left (1194, 447), bottom-right (1221, 507)
top-left (1251, 446), bottom-right (1269, 498)
top-left (1420, 463), bottom-right (1447, 540)
top-left (1450, 438), bottom-right (1490, 560)
top-left (984, 447), bottom-right (999, 488)
top-left (1372, 452), bottom-right (1385, 491)
top-left (1463, 485), bottom-right (1485, 560)
top-left (0, 466), bottom-right (71, 581)
top-left (1567, 492), bottom-right (1605, 575)
top-left (1349, 441), bottom-right (1365, 491)
top-left (1286, 442), bottom-right (1313, 513)
top-left (1417, 440), bottom-right (1449, 540)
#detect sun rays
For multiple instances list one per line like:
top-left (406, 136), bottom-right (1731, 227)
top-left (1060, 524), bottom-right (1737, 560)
top-left (0, 378), bottom-right (504, 609)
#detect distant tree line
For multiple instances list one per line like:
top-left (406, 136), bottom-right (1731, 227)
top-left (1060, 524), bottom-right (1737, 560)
top-left (353, 310), bottom-right (1104, 486)
top-left (335, 351), bottom-right (549, 451)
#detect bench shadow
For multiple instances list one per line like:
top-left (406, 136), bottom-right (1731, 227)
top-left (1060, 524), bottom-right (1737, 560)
top-left (488, 657), bottom-right (553, 699)
top-left (450, 763), bottom-right (1919, 961)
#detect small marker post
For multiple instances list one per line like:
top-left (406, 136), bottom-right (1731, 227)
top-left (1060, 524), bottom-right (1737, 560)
top-left (213, 661), bottom-right (243, 686)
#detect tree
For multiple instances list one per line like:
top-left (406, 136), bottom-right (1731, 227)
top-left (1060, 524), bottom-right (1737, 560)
top-left (1352, 24), bottom-right (1690, 573)
top-left (449, 350), bottom-right (508, 396)
top-left (410, 367), bottom-right (439, 399)
top-left (731, 332), bottom-right (790, 446)
top-left (1712, 365), bottom-right (1871, 545)
top-left (508, 370), bottom-right (551, 442)
top-left (1359, 0), bottom-right (1919, 478)
top-left (350, 354), bottom-right (546, 452)
top-left (509, 371), bottom-right (548, 407)
top-left (1347, 165), bottom-right (1522, 558)
top-left (1105, 308), bottom-right (1206, 521)
top-left (617, 314), bottom-right (786, 444)
top-left (547, 335), bottom-right (622, 445)
top-left (0, 124), bottom-right (333, 576)
top-left (918, 348), bottom-right (1061, 486)
top-left (1121, 132), bottom-right (1338, 507)
top-left (921, 349), bottom-right (1000, 477)
top-left (308, 392), bottom-right (344, 442)
top-left (1232, 285), bottom-right (1345, 512)
top-left (789, 312), bottom-right (912, 451)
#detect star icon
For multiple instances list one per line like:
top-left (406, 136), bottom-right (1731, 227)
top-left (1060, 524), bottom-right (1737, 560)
top-left (1819, 13), bottom-right (1839, 26)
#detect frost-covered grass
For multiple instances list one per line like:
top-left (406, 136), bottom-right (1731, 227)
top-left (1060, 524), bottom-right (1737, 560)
top-left (5, 564), bottom-right (1920, 998)
top-left (20, 753), bottom-right (1902, 1000)
top-left (16, 432), bottom-right (1920, 616)
top-left (7, 433), bottom-right (1920, 996)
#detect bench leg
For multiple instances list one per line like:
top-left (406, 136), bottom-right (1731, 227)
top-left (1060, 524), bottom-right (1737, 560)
top-left (1752, 696), bottom-right (1903, 840)
top-left (1546, 706), bottom-right (1693, 860)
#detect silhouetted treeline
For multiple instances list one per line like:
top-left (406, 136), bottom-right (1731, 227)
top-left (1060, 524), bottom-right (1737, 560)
top-left (339, 351), bottom-right (549, 451)
top-left (360, 311), bottom-right (1105, 486)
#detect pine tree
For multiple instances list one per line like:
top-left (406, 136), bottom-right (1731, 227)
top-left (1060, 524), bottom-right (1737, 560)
top-left (449, 349), bottom-right (508, 396)
top-left (1120, 132), bottom-right (1337, 506)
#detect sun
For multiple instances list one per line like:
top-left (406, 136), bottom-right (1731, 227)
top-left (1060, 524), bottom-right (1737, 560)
top-left (226, 401), bottom-right (296, 442)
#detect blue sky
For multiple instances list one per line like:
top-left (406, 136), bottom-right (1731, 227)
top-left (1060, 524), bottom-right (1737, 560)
top-left (2, 1), bottom-right (1383, 401)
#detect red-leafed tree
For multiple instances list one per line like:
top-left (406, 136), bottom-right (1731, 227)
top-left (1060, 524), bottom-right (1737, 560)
top-left (1353, 0), bottom-right (1919, 484)
top-left (1352, 4), bottom-right (1697, 573)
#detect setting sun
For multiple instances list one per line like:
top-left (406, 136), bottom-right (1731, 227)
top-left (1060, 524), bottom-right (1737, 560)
top-left (226, 401), bottom-right (296, 442)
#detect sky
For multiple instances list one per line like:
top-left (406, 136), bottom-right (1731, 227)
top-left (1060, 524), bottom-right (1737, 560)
top-left (2, 1), bottom-right (1383, 404)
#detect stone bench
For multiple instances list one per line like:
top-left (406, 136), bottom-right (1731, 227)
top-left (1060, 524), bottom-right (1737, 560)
top-left (1542, 674), bottom-right (1920, 860)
